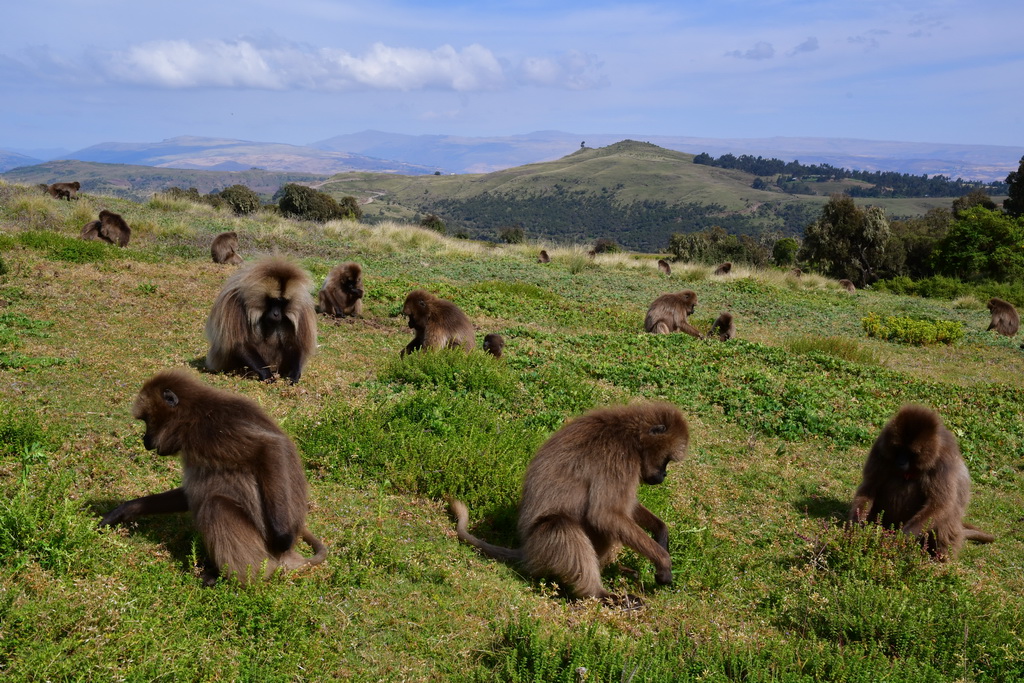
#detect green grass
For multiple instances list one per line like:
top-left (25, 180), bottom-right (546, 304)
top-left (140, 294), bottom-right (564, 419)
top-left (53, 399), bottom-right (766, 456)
top-left (0, 179), bottom-right (1022, 681)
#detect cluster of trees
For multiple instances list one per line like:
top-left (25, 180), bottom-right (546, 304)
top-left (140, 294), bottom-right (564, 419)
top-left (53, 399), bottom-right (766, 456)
top-left (425, 190), bottom-right (817, 252)
top-left (693, 152), bottom-right (1008, 198)
top-left (798, 156), bottom-right (1024, 287)
top-left (164, 183), bottom-right (362, 223)
top-left (667, 226), bottom-right (773, 266)
top-left (666, 156), bottom-right (1024, 289)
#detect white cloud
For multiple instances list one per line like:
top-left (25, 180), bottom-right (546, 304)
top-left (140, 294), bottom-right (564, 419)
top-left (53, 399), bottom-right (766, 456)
top-left (516, 50), bottom-right (608, 90)
top-left (4, 39), bottom-right (606, 93)
top-left (725, 41), bottom-right (775, 61)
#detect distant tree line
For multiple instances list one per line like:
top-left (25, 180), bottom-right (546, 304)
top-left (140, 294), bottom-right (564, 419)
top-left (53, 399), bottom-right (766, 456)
top-left (693, 152), bottom-right (1009, 198)
top-left (422, 190), bottom-right (817, 252)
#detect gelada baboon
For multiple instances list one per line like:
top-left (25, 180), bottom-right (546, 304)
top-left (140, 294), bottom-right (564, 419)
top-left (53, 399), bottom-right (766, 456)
top-left (211, 231), bottom-right (243, 265)
top-left (80, 210), bottom-right (130, 247)
top-left (709, 312), bottom-right (735, 341)
top-left (839, 279), bottom-right (856, 293)
top-left (482, 333), bottom-right (505, 359)
top-left (986, 297), bottom-right (1019, 336)
top-left (538, 249), bottom-right (551, 264)
top-left (450, 402), bottom-right (689, 605)
top-left (205, 256), bottom-right (317, 383)
top-left (849, 404), bottom-right (994, 560)
top-left (713, 262), bottom-right (732, 276)
top-left (791, 267), bottom-right (803, 277)
top-left (401, 289), bottom-right (475, 356)
top-left (644, 290), bottom-right (703, 338)
top-left (100, 370), bottom-right (327, 585)
top-left (317, 262), bottom-right (364, 318)
top-left (657, 259), bottom-right (672, 275)
top-left (46, 181), bottom-right (80, 200)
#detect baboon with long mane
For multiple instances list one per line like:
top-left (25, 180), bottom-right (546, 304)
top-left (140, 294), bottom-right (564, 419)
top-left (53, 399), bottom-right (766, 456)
top-left (713, 262), bottom-right (732, 276)
top-left (401, 289), bottom-right (475, 356)
top-left (657, 259), bottom-right (672, 275)
top-left (538, 250), bottom-right (551, 264)
top-left (986, 297), bottom-right (1019, 336)
top-left (100, 370), bottom-right (327, 585)
top-left (849, 404), bottom-right (994, 560)
top-left (205, 256), bottom-right (317, 383)
top-left (211, 231), bottom-right (243, 265)
top-left (644, 290), bottom-right (703, 338)
top-left (839, 279), bottom-right (856, 293)
top-left (450, 402), bottom-right (689, 605)
top-left (317, 262), bottom-right (364, 318)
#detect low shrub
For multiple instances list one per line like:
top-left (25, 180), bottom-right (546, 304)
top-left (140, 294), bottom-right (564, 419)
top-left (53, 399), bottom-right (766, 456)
top-left (861, 312), bottom-right (964, 345)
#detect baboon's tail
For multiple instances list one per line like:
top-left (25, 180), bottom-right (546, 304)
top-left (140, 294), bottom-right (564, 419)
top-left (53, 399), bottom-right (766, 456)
top-left (963, 523), bottom-right (995, 544)
top-left (301, 527), bottom-right (329, 565)
top-left (448, 498), bottom-right (522, 563)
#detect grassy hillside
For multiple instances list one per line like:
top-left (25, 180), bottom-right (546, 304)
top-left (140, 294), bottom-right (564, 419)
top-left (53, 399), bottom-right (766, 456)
top-left (0, 160), bottom-right (328, 202)
top-left (1, 181), bottom-right (1022, 681)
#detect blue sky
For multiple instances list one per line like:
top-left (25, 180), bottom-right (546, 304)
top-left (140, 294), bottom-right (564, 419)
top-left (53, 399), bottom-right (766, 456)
top-left (2, 0), bottom-right (1022, 154)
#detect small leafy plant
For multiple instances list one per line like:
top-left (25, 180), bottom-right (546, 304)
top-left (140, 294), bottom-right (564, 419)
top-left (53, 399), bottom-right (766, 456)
top-left (861, 312), bottom-right (964, 345)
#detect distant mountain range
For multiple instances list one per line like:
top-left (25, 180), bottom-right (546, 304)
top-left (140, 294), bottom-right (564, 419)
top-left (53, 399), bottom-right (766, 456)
top-left (1, 131), bottom-right (1021, 181)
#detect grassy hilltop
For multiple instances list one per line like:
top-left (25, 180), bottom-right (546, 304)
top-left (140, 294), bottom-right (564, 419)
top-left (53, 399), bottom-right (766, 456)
top-left (0, 183), bottom-right (1022, 681)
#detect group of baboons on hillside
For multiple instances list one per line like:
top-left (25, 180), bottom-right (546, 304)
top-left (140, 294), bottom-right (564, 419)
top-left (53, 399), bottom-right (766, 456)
top-left (37, 181), bottom-right (999, 602)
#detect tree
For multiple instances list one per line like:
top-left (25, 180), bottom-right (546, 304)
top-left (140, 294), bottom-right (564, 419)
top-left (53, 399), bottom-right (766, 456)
top-left (798, 194), bottom-right (894, 286)
top-left (931, 206), bottom-right (1024, 282)
top-left (420, 213), bottom-right (446, 234)
top-left (498, 226), bottom-right (525, 244)
top-left (277, 184), bottom-right (344, 223)
top-left (1004, 155), bottom-right (1024, 218)
top-left (336, 195), bottom-right (363, 221)
top-left (218, 184), bottom-right (261, 215)
top-left (772, 237), bottom-right (799, 266)
top-left (889, 207), bottom-right (951, 279)
top-left (952, 189), bottom-right (996, 218)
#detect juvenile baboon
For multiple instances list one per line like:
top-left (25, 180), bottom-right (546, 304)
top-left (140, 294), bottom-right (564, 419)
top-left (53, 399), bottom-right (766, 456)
top-left (839, 279), bottom-right (856, 293)
top-left (80, 210), bottom-right (130, 247)
top-left (450, 402), bottom-right (689, 605)
top-left (100, 370), bottom-right (327, 585)
top-left (713, 262), bottom-right (732, 276)
top-left (849, 404), bottom-right (994, 560)
top-left (986, 297), bottom-right (1019, 336)
top-left (317, 263), bottom-right (364, 318)
top-left (791, 267), bottom-right (802, 277)
top-left (46, 181), bottom-right (80, 200)
top-left (482, 333), bottom-right (505, 359)
top-left (657, 259), bottom-right (672, 275)
top-left (709, 312), bottom-right (735, 341)
top-left (401, 289), bottom-right (475, 356)
top-left (205, 256), bottom-right (317, 383)
top-left (644, 290), bottom-right (703, 338)
top-left (538, 250), bottom-right (551, 264)
top-left (211, 231), bottom-right (243, 265)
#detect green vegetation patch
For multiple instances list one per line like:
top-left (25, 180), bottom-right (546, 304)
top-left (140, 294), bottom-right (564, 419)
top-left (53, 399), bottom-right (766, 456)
top-left (17, 231), bottom-right (116, 264)
top-left (862, 312), bottom-right (965, 345)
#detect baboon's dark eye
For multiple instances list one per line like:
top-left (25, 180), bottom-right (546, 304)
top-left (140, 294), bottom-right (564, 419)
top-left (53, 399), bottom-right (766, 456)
top-left (649, 424), bottom-right (667, 435)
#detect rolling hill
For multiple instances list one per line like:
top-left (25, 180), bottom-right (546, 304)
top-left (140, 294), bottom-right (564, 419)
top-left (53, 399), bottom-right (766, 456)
top-left (316, 140), bottom-right (961, 250)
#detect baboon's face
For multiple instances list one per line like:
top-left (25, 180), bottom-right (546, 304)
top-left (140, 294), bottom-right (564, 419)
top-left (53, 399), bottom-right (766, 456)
top-left (641, 456), bottom-right (672, 485)
top-left (132, 388), bottom-right (182, 456)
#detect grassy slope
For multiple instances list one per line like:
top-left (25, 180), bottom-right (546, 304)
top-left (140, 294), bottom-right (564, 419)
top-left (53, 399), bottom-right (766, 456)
top-left (0, 183), bottom-right (1023, 681)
